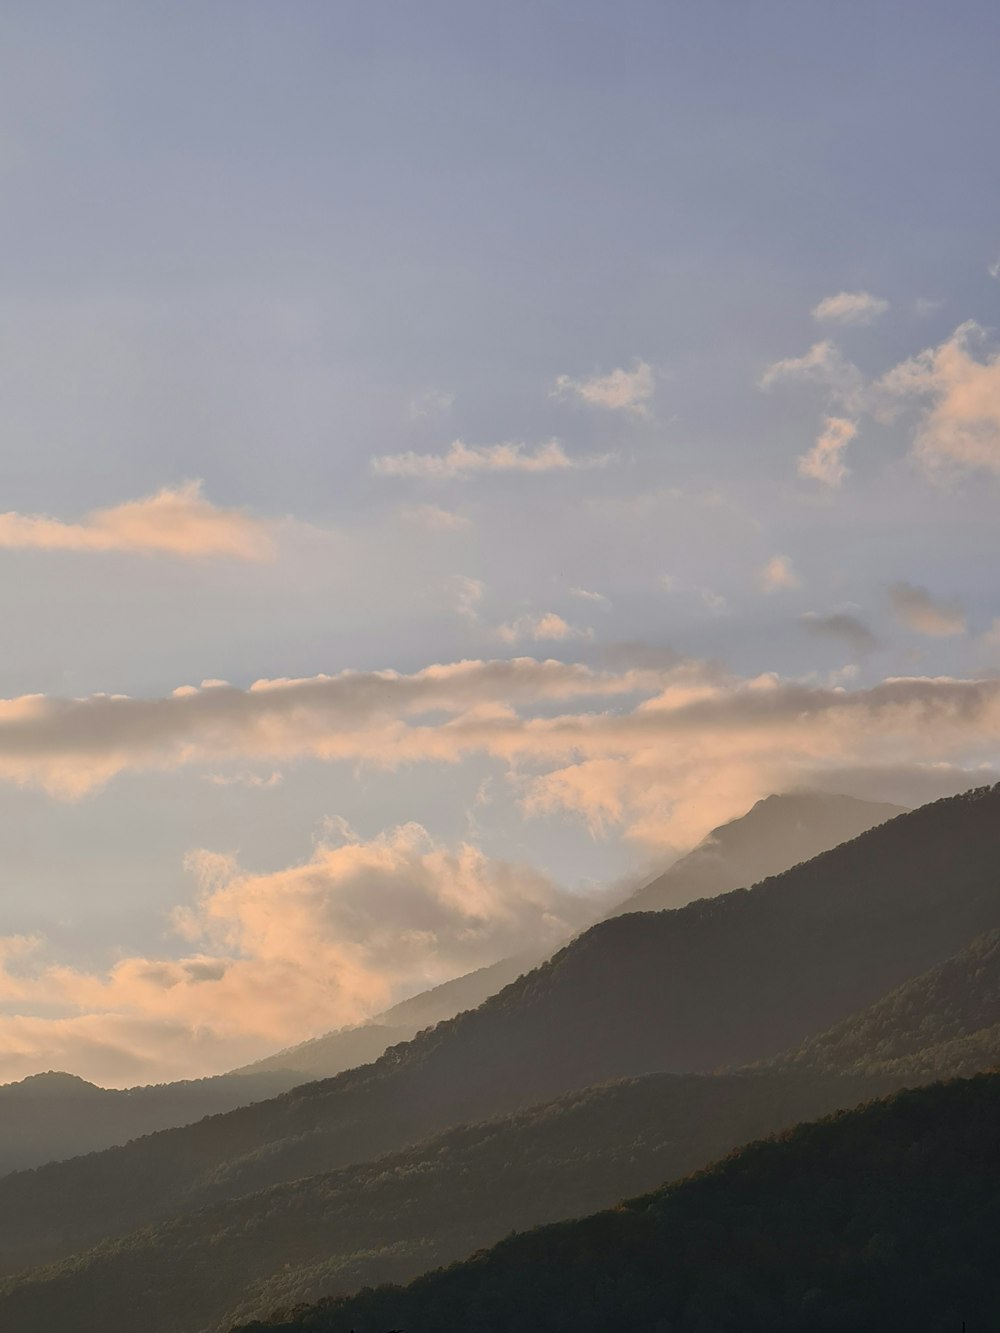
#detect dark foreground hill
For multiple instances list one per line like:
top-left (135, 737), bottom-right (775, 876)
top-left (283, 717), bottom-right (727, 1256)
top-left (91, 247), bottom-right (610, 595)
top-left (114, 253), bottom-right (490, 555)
top-left (240, 1072), bottom-right (1000, 1333)
top-left (0, 1071), bottom-right (890, 1333)
top-left (608, 791), bottom-right (904, 916)
top-left (1, 785), bottom-right (997, 1273)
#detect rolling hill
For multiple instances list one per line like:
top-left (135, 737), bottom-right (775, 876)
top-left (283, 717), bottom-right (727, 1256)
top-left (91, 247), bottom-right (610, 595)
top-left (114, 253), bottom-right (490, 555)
top-left (238, 1072), bottom-right (1000, 1333)
top-left (0, 1070), bottom-right (891, 1333)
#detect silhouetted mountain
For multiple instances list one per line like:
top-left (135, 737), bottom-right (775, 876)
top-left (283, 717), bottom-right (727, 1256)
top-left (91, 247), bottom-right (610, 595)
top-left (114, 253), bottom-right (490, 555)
top-left (237, 1073), bottom-right (1000, 1333)
top-left (0, 1071), bottom-right (891, 1333)
top-left (609, 791), bottom-right (905, 916)
top-left (768, 927), bottom-right (1000, 1080)
top-left (1, 784), bottom-right (997, 1273)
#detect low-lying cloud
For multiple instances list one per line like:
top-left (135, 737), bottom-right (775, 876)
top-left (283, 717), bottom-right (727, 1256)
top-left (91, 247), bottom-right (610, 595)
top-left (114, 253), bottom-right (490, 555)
top-left (0, 824), bottom-right (601, 1085)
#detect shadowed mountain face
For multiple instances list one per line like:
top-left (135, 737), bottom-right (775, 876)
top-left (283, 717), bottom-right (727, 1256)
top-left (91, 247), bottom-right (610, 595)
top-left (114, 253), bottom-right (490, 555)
top-left (0, 785), bottom-right (995, 1274)
top-left (609, 792), bottom-right (906, 916)
top-left (239, 1073), bottom-right (1000, 1333)
top-left (766, 927), bottom-right (1000, 1080)
top-left (0, 1070), bottom-right (893, 1333)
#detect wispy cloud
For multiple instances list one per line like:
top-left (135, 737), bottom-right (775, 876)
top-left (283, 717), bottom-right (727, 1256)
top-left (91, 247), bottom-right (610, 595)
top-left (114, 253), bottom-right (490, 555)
top-left (759, 340), bottom-right (866, 412)
top-left (811, 290), bottom-right (889, 325)
top-left (889, 582), bottom-right (967, 637)
top-left (797, 416), bottom-right (857, 487)
top-left (496, 612), bottom-right (593, 644)
top-left (404, 504), bottom-right (472, 531)
top-left (569, 587), bottom-right (610, 606)
top-left (407, 388), bottom-right (455, 420)
top-left (802, 611), bottom-right (879, 655)
top-left (552, 361), bottom-right (655, 418)
top-left (759, 554), bottom-right (801, 592)
top-left (372, 438), bottom-right (612, 478)
top-left (0, 482), bottom-right (275, 560)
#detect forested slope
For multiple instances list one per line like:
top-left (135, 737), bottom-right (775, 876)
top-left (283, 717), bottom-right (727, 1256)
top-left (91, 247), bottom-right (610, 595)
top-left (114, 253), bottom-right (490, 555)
top-left (241, 1073), bottom-right (1000, 1333)
top-left (0, 1072), bottom-right (889, 1333)
top-left (0, 785), bottom-right (996, 1274)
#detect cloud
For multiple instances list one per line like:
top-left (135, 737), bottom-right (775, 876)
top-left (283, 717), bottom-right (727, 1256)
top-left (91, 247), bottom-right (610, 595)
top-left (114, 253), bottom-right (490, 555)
top-left (811, 291), bottom-right (889, 325)
top-left (404, 504), bottom-right (472, 531)
top-left (372, 439), bottom-right (612, 479)
top-left (569, 587), bottom-right (610, 606)
top-left (0, 825), bottom-right (602, 1084)
top-left (759, 554), bottom-right (801, 592)
top-left (454, 575), bottom-right (486, 623)
top-left (552, 361), bottom-right (655, 418)
top-left (407, 388), bottom-right (454, 420)
top-left (802, 611), bottom-right (879, 655)
top-left (989, 258), bottom-right (1000, 281)
top-left (5, 656), bottom-right (1000, 864)
top-left (797, 416), bottom-right (857, 487)
top-left (759, 340), bottom-right (866, 412)
top-left (878, 322), bottom-right (1000, 475)
top-left (889, 582), bottom-right (967, 637)
top-left (0, 482), bottom-right (275, 560)
top-left (496, 613), bottom-right (593, 644)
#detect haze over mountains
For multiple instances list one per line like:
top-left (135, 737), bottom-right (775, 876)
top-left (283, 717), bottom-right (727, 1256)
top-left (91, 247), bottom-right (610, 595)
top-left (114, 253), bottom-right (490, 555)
top-left (0, 783), bottom-right (998, 1333)
top-left (0, 792), bottom-right (898, 1175)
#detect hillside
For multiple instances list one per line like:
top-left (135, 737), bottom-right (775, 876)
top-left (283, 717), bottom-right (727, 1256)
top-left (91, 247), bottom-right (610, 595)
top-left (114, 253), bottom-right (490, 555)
top-left (0, 1069), bottom-right (303, 1177)
top-left (609, 791), bottom-right (905, 916)
top-left (0, 794), bottom-right (892, 1176)
top-left (768, 927), bottom-right (1000, 1079)
top-left (0, 1071), bottom-right (890, 1333)
top-left (0, 784), bottom-right (997, 1273)
top-left (239, 1073), bottom-right (1000, 1333)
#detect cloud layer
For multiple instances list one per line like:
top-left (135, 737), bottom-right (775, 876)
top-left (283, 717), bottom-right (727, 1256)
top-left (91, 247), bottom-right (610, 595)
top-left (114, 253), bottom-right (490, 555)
top-left (811, 290), bottom-right (888, 325)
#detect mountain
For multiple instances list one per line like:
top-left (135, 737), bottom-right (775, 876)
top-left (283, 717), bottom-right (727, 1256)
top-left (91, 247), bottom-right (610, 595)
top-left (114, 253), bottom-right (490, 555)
top-left (767, 927), bottom-right (1000, 1080)
top-left (237, 1072), bottom-right (1000, 1333)
top-left (0, 958), bottom-right (543, 1175)
top-left (0, 794), bottom-right (893, 1176)
top-left (0, 1070), bottom-right (891, 1333)
top-left (1, 784), bottom-right (997, 1273)
top-left (609, 791), bottom-right (905, 916)
top-left (0, 1069), bottom-right (302, 1177)
top-left (238, 952), bottom-right (543, 1079)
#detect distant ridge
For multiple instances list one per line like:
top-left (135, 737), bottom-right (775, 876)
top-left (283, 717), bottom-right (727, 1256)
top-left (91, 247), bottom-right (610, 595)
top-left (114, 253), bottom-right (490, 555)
top-left (608, 791), bottom-right (905, 916)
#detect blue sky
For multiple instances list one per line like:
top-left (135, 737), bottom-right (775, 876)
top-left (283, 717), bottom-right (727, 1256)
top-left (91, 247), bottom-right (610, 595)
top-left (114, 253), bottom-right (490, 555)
top-left (0, 1), bottom-right (999, 1083)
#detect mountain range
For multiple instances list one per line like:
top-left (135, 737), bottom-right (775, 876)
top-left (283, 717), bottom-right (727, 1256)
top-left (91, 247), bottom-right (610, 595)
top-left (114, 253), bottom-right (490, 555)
top-left (0, 791), bottom-right (899, 1176)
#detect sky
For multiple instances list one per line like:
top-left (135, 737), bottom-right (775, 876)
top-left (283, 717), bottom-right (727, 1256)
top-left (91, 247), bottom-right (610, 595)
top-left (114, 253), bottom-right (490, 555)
top-left (1, 0), bottom-right (1000, 1085)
